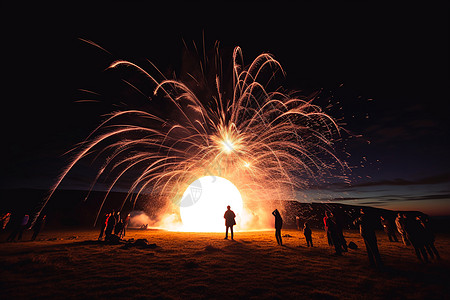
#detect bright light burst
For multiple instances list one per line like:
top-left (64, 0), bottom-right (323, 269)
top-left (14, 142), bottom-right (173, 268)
top-left (34, 45), bottom-right (345, 227)
top-left (221, 139), bottom-right (234, 154)
top-left (179, 176), bottom-right (243, 232)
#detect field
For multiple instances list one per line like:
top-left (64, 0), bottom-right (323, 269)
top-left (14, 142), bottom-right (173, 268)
top-left (1, 228), bottom-right (449, 299)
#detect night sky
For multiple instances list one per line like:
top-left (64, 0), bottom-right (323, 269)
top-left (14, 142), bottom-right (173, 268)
top-left (2, 3), bottom-right (449, 215)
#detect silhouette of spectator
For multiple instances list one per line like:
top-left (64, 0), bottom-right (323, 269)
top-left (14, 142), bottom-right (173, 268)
top-left (115, 211), bottom-right (121, 225)
top-left (17, 214), bottom-right (29, 241)
top-left (395, 213), bottom-right (410, 246)
top-left (296, 216), bottom-right (301, 230)
top-left (105, 210), bottom-right (116, 238)
top-left (418, 215), bottom-right (440, 260)
top-left (6, 214), bottom-right (20, 242)
top-left (224, 205), bottom-right (236, 240)
top-left (1, 212), bottom-right (11, 231)
top-left (354, 209), bottom-right (383, 267)
top-left (333, 207), bottom-right (348, 252)
top-left (115, 217), bottom-right (124, 238)
top-left (326, 213), bottom-right (342, 255)
top-left (7, 214), bottom-right (29, 242)
top-left (303, 222), bottom-right (313, 247)
top-left (31, 215), bottom-right (46, 241)
top-left (323, 211), bottom-right (333, 246)
top-left (272, 209), bottom-right (283, 246)
top-left (380, 216), bottom-right (398, 242)
top-left (405, 215), bottom-right (429, 263)
top-left (98, 213), bottom-right (109, 240)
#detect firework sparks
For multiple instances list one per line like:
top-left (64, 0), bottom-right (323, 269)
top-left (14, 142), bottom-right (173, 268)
top-left (33, 45), bottom-right (345, 228)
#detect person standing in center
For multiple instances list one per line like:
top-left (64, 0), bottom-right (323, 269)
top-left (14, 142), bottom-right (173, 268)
top-left (224, 205), bottom-right (236, 240)
top-left (272, 209), bottom-right (283, 246)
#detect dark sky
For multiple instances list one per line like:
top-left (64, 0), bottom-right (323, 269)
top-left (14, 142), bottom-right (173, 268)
top-left (2, 3), bottom-right (449, 215)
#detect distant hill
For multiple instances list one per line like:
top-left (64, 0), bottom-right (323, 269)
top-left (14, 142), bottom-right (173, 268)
top-left (0, 188), bottom-right (151, 228)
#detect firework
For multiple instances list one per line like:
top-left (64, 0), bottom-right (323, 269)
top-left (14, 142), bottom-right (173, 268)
top-left (33, 45), bottom-right (344, 227)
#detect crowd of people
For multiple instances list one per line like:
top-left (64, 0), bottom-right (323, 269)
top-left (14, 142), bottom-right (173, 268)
top-left (1, 212), bottom-right (47, 242)
top-left (306, 208), bottom-right (440, 267)
top-left (98, 211), bottom-right (130, 242)
top-left (2, 206), bottom-right (442, 268)
top-left (1, 210), bottom-right (131, 243)
top-left (394, 212), bottom-right (440, 262)
top-left (222, 205), bottom-right (441, 268)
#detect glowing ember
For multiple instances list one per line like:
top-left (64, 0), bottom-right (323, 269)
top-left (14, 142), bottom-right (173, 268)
top-left (179, 176), bottom-right (243, 232)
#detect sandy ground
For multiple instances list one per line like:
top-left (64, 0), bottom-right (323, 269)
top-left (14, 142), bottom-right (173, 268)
top-left (1, 228), bottom-right (449, 299)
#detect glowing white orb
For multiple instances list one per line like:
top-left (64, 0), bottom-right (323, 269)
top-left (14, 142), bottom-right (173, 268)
top-left (179, 176), bottom-right (243, 232)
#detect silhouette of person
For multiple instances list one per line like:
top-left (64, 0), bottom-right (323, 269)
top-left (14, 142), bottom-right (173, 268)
top-left (31, 215), bottom-right (46, 241)
top-left (7, 214), bottom-right (29, 242)
top-left (354, 209), bottom-right (383, 267)
top-left (405, 215), bottom-right (429, 263)
top-left (115, 211), bottom-right (120, 225)
top-left (224, 205), bottom-right (236, 240)
top-left (303, 222), bottom-right (313, 247)
top-left (272, 209), bottom-right (283, 246)
top-left (18, 214), bottom-right (29, 240)
top-left (326, 213), bottom-right (342, 255)
top-left (418, 215), bottom-right (440, 260)
top-left (323, 211), bottom-right (333, 246)
top-left (105, 210), bottom-right (116, 239)
top-left (333, 207), bottom-right (348, 252)
top-left (380, 216), bottom-right (398, 242)
top-left (395, 213), bottom-right (410, 246)
top-left (98, 213), bottom-right (109, 240)
top-left (115, 217), bottom-right (124, 237)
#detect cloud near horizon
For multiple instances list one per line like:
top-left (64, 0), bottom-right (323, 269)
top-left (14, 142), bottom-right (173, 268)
top-left (307, 172), bottom-right (450, 190)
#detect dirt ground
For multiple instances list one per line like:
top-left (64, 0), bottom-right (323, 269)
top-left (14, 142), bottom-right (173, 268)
top-left (1, 228), bottom-right (449, 299)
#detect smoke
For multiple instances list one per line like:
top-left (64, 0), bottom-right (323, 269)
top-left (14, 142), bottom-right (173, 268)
top-left (129, 198), bottom-right (184, 230)
top-left (155, 213), bottom-right (183, 231)
top-left (239, 200), bottom-right (285, 231)
top-left (130, 195), bottom-right (285, 232)
top-left (129, 211), bottom-right (152, 228)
